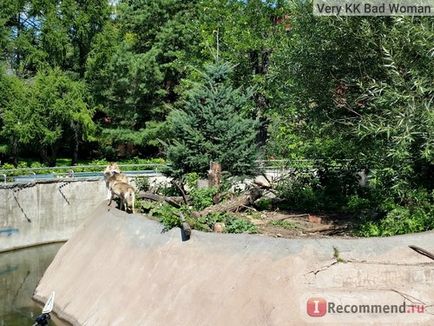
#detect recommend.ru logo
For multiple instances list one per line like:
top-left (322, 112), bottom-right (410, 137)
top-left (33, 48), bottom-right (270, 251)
top-left (307, 298), bottom-right (327, 317)
top-left (306, 297), bottom-right (425, 317)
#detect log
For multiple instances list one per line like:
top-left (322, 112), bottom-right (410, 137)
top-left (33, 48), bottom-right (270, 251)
top-left (137, 191), bottom-right (188, 208)
top-left (193, 188), bottom-right (262, 218)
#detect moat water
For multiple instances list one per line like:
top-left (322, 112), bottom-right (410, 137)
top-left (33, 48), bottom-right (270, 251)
top-left (0, 243), bottom-right (66, 326)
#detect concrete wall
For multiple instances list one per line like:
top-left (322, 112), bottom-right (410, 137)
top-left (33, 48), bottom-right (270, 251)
top-left (0, 180), bottom-right (107, 252)
top-left (34, 204), bottom-right (434, 325)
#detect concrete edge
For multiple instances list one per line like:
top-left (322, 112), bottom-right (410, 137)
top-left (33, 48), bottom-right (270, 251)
top-left (0, 178), bottom-right (103, 190)
top-left (0, 240), bottom-right (68, 254)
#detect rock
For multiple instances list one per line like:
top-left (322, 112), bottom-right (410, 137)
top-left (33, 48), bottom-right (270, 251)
top-left (197, 179), bottom-right (209, 189)
top-left (213, 223), bottom-right (225, 233)
top-left (254, 175), bottom-right (271, 188)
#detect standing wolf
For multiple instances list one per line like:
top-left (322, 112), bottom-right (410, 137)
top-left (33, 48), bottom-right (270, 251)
top-left (103, 163), bottom-right (135, 213)
top-left (108, 181), bottom-right (135, 214)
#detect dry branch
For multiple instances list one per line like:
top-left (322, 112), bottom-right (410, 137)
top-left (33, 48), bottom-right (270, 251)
top-left (170, 180), bottom-right (189, 205)
top-left (137, 191), bottom-right (188, 208)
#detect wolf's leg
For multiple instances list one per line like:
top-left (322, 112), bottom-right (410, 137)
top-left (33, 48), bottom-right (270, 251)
top-left (131, 194), bottom-right (135, 214)
top-left (118, 197), bottom-right (122, 210)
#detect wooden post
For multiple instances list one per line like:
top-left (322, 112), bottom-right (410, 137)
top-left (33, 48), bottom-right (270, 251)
top-left (208, 162), bottom-right (221, 188)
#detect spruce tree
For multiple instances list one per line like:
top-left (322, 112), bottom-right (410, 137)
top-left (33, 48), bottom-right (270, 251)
top-left (166, 61), bottom-right (259, 177)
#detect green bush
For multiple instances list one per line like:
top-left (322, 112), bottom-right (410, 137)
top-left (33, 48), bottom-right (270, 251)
top-left (1, 163), bottom-right (15, 170)
top-left (357, 190), bottom-right (434, 236)
top-left (182, 172), bottom-right (218, 210)
top-left (135, 177), bottom-right (150, 192)
top-left (139, 200), bottom-right (156, 213)
top-left (0, 144), bottom-right (8, 155)
top-left (276, 171), bottom-right (323, 211)
top-left (225, 218), bottom-right (258, 234)
top-left (346, 195), bottom-right (373, 213)
top-left (195, 212), bottom-right (257, 234)
top-left (150, 203), bottom-right (181, 231)
top-left (189, 187), bottom-right (218, 211)
top-left (269, 220), bottom-right (297, 230)
top-left (255, 198), bottom-right (273, 211)
top-left (195, 212), bottom-right (226, 231)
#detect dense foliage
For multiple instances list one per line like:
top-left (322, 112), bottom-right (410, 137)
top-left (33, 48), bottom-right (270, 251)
top-left (0, 0), bottom-right (432, 235)
top-left (268, 6), bottom-right (433, 235)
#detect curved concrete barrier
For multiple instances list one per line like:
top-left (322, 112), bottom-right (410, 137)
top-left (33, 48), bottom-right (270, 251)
top-left (0, 180), bottom-right (107, 252)
top-left (34, 204), bottom-right (434, 325)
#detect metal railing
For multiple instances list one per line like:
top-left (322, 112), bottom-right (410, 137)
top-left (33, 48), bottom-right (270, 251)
top-left (0, 163), bottom-right (167, 184)
top-left (0, 159), bottom-right (355, 184)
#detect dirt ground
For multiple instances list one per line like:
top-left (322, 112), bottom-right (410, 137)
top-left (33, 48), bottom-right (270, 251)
top-left (236, 209), bottom-right (354, 238)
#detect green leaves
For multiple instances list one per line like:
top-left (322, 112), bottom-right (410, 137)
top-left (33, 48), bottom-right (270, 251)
top-left (1, 67), bottom-right (94, 164)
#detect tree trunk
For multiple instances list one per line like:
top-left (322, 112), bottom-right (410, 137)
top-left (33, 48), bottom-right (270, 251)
top-left (42, 144), bottom-right (58, 167)
top-left (71, 122), bottom-right (80, 166)
top-left (78, 43), bottom-right (87, 78)
top-left (11, 137), bottom-right (18, 167)
top-left (208, 162), bottom-right (221, 188)
top-left (40, 147), bottom-right (49, 166)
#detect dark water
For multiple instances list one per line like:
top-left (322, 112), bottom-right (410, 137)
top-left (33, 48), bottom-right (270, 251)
top-left (0, 243), bottom-right (65, 326)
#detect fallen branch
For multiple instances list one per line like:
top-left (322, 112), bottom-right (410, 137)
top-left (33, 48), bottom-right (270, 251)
top-left (171, 180), bottom-right (189, 205)
top-left (137, 191), bottom-right (189, 208)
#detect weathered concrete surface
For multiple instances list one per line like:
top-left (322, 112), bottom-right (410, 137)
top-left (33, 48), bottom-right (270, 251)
top-left (0, 180), bottom-right (107, 252)
top-left (35, 204), bottom-right (434, 325)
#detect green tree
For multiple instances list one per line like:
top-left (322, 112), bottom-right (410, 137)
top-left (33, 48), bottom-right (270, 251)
top-left (60, 0), bottom-right (109, 77)
top-left (166, 61), bottom-right (259, 177)
top-left (85, 0), bottom-right (203, 157)
top-left (0, 70), bottom-right (33, 164)
top-left (269, 4), bottom-right (433, 230)
top-left (2, 68), bottom-right (94, 165)
top-left (196, 0), bottom-right (288, 145)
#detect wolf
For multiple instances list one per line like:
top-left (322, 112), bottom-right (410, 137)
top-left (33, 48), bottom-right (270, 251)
top-left (103, 162), bottom-right (121, 176)
top-left (108, 181), bottom-right (136, 214)
top-left (103, 163), bottom-right (128, 199)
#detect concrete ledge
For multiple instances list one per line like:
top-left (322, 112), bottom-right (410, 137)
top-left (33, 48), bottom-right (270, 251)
top-left (0, 180), bottom-right (107, 252)
top-left (35, 204), bottom-right (434, 325)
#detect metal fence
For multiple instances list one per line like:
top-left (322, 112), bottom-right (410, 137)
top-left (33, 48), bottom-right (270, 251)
top-left (0, 163), bottom-right (166, 184)
top-left (0, 159), bottom-right (355, 184)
